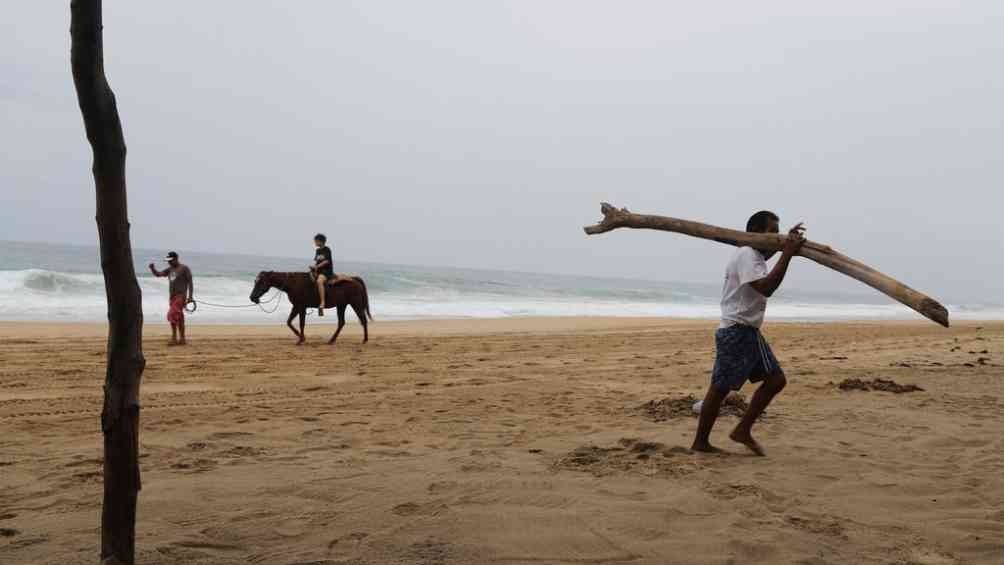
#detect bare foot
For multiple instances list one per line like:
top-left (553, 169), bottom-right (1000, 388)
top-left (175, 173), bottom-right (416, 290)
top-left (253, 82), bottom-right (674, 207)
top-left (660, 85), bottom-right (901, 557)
top-left (178, 339), bottom-right (187, 346)
top-left (167, 339), bottom-right (179, 347)
top-left (690, 441), bottom-right (723, 454)
top-left (729, 429), bottom-right (765, 456)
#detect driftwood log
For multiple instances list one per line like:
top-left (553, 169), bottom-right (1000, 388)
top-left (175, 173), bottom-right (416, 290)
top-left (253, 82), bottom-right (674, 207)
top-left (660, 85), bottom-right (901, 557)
top-left (584, 203), bottom-right (949, 327)
top-left (71, 1), bottom-right (146, 563)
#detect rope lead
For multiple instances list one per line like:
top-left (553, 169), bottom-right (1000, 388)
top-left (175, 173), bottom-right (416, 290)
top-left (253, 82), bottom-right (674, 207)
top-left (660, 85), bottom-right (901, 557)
top-left (187, 290), bottom-right (284, 314)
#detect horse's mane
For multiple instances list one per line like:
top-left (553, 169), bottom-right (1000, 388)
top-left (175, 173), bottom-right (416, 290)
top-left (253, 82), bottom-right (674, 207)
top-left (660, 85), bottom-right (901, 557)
top-left (262, 271), bottom-right (310, 289)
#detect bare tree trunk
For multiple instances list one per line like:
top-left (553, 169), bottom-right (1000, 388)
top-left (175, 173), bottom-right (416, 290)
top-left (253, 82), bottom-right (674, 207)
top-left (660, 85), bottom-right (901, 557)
top-left (584, 203), bottom-right (949, 327)
top-left (70, 2), bottom-right (146, 563)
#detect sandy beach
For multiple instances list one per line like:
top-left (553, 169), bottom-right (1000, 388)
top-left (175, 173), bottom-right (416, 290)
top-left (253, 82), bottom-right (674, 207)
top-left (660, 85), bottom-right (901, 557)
top-left (1, 318), bottom-right (1002, 564)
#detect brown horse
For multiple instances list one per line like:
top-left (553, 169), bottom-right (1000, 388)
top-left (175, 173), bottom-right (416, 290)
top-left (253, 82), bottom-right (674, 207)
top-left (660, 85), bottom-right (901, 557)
top-left (250, 271), bottom-right (372, 345)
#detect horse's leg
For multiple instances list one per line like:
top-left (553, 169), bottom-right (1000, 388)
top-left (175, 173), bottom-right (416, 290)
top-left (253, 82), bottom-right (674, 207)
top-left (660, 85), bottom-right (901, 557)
top-left (286, 306), bottom-right (302, 344)
top-left (351, 301), bottom-right (368, 344)
top-left (328, 304), bottom-right (347, 345)
top-left (298, 308), bottom-right (307, 343)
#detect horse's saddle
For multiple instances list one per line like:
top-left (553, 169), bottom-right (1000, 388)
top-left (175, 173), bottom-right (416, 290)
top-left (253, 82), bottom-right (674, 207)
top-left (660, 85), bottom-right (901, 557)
top-left (309, 268), bottom-right (357, 287)
top-left (309, 271), bottom-right (355, 287)
top-left (325, 274), bottom-right (356, 287)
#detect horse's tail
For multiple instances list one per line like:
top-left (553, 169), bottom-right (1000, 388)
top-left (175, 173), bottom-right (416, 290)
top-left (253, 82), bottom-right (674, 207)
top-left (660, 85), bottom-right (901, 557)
top-left (353, 276), bottom-right (374, 321)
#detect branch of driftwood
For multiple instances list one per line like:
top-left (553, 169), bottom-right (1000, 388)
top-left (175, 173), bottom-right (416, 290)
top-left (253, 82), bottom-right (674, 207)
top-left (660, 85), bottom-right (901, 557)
top-left (584, 203), bottom-right (949, 327)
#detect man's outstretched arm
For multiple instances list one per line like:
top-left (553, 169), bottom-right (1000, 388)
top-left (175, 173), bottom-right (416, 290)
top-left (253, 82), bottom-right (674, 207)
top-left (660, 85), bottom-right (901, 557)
top-left (750, 223), bottom-right (805, 298)
top-left (148, 263), bottom-right (169, 277)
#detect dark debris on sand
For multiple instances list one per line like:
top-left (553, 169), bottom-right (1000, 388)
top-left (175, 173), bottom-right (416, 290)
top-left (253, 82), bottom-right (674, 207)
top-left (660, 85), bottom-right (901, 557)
top-left (639, 395), bottom-right (699, 421)
top-left (554, 438), bottom-right (693, 477)
top-left (639, 393), bottom-right (750, 422)
top-left (838, 378), bottom-right (924, 394)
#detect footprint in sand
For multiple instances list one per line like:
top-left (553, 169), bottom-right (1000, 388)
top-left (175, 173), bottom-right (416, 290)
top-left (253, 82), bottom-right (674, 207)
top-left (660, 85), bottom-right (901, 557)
top-left (392, 502), bottom-right (422, 516)
top-left (784, 514), bottom-right (847, 539)
top-left (427, 481), bottom-right (458, 494)
top-left (171, 458), bottom-right (217, 473)
top-left (70, 470), bottom-right (102, 484)
top-left (208, 431), bottom-right (253, 440)
top-left (327, 531), bottom-right (369, 553)
top-left (64, 457), bottom-right (103, 468)
top-left (273, 518), bottom-right (309, 538)
top-left (392, 501), bottom-right (448, 517)
top-left (406, 540), bottom-right (452, 563)
top-left (221, 445), bottom-right (264, 458)
top-left (906, 549), bottom-right (961, 565)
top-left (707, 483), bottom-right (779, 502)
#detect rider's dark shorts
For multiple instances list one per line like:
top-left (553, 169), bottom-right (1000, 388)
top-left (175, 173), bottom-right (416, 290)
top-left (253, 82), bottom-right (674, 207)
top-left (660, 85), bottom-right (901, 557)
top-left (711, 324), bottom-right (784, 393)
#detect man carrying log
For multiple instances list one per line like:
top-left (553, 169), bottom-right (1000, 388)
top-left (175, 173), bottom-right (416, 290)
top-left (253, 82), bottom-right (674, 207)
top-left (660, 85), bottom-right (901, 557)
top-left (691, 211), bottom-right (805, 456)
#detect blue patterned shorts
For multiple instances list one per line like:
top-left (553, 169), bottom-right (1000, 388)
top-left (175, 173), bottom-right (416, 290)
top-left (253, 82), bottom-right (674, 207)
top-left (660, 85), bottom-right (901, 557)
top-left (712, 324), bottom-right (784, 393)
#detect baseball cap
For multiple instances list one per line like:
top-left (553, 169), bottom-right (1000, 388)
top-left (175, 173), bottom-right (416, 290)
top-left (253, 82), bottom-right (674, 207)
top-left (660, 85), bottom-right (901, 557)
top-left (165, 251), bottom-right (179, 261)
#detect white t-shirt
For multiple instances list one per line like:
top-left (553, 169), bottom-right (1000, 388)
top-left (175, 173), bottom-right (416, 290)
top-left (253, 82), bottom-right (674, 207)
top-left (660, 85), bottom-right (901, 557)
top-left (720, 246), bottom-right (769, 329)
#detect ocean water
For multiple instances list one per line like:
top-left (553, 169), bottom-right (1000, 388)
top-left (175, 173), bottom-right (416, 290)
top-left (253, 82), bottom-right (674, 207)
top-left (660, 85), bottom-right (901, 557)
top-left (0, 240), bottom-right (999, 324)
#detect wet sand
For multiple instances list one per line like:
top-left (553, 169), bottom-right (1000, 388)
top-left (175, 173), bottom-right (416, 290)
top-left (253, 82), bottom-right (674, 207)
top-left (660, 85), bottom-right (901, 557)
top-left (1, 318), bottom-right (1002, 564)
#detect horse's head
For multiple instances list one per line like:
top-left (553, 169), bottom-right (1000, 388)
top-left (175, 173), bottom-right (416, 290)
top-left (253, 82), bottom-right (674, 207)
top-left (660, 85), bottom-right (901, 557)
top-left (250, 271), bottom-right (274, 304)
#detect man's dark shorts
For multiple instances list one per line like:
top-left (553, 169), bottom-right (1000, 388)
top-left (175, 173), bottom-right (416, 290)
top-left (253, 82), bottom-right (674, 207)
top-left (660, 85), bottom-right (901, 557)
top-left (712, 324), bottom-right (784, 393)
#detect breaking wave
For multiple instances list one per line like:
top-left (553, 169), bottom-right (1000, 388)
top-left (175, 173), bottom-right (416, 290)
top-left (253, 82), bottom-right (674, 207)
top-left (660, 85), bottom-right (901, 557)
top-left (0, 260), bottom-right (999, 324)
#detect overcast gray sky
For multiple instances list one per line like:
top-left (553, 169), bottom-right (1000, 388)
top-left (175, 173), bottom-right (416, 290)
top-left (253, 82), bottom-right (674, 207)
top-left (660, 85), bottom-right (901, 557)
top-left (2, 1), bottom-right (1001, 302)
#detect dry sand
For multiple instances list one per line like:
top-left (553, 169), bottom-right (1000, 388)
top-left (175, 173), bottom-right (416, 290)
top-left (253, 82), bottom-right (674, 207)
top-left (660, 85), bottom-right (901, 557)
top-left (1, 318), bottom-right (1002, 564)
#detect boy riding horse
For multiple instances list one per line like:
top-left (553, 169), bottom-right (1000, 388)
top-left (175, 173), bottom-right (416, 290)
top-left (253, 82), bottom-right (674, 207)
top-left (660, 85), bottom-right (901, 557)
top-left (312, 233), bottom-right (334, 316)
top-left (311, 233), bottom-right (353, 315)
